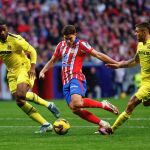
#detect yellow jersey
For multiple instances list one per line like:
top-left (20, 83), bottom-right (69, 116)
top-left (137, 38), bottom-right (150, 85)
top-left (0, 33), bottom-right (37, 72)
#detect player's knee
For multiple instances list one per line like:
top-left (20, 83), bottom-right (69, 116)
top-left (16, 100), bottom-right (25, 107)
top-left (72, 100), bottom-right (83, 108)
top-left (68, 103), bottom-right (81, 114)
top-left (16, 90), bottom-right (26, 100)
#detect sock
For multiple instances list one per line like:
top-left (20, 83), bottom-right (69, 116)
top-left (83, 98), bottom-right (111, 111)
top-left (26, 92), bottom-right (49, 107)
top-left (75, 109), bottom-right (100, 125)
top-left (83, 98), bottom-right (103, 108)
top-left (21, 102), bottom-right (48, 125)
top-left (112, 111), bottom-right (130, 132)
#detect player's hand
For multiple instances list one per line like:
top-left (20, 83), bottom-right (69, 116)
top-left (39, 71), bottom-right (45, 79)
top-left (106, 61), bottom-right (124, 69)
top-left (29, 64), bottom-right (36, 80)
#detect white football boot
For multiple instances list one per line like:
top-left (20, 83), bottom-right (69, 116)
top-left (35, 123), bottom-right (53, 134)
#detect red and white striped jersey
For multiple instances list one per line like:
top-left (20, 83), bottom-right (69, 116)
top-left (54, 38), bottom-right (94, 85)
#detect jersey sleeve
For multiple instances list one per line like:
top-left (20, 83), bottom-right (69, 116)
top-left (15, 35), bottom-right (30, 51)
top-left (53, 42), bottom-right (62, 58)
top-left (79, 41), bottom-right (94, 54)
top-left (15, 35), bottom-right (37, 64)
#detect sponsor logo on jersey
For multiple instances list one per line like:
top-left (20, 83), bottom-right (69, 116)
top-left (82, 41), bottom-right (91, 49)
top-left (138, 51), bottom-right (150, 55)
top-left (0, 51), bottom-right (12, 54)
top-left (70, 85), bottom-right (78, 88)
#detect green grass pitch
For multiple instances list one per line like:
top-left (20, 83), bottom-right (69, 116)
top-left (0, 98), bottom-right (150, 150)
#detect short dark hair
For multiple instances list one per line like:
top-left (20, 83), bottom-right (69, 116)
top-left (0, 18), bottom-right (7, 26)
top-left (62, 25), bottom-right (76, 36)
top-left (135, 21), bottom-right (150, 33)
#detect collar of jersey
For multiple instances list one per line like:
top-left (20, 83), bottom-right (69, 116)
top-left (73, 38), bottom-right (79, 45)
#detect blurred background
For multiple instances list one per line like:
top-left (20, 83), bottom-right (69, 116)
top-left (0, 0), bottom-right (149, 100)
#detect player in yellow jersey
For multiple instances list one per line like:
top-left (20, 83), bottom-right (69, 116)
top-left (100, 21), bottom-right (150, 135)
top-left (0, 19), bottom-right (60, 133)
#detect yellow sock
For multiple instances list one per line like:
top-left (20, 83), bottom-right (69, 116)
top-left (112, 111), bottom-right (130, 132)
top-left (21, 102), bottom-right (48, 125)
top-left (26, 92), bottom-right (49, 107)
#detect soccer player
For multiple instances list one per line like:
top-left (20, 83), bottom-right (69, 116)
top-left (0, 19), bottom-right (60, 133)
top-left (39, 25), bottom-right (119, 132)
top-left (104, 21), bottom-right (150, 134)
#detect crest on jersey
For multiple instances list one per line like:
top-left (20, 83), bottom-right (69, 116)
top-left (7, 45), bottom-right (12, 50)
top-left (70, 48), bottom-right (75, 53)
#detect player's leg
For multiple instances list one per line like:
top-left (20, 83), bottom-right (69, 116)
top-left (68, 78), bottom-right (118, 115)
top-left (63, 81), bottom-right (110, 128)
top-left (83, 98), bottom-right (119, 115)
top-left (25, 92), bottom-right (60, 118)
top-left (13, 93), bottom-right (53, 133)
top-left (17, 69), bottom-right (60, 118)
top-left (8, 71), bottom-right (53, 133)
top-left (69, 99), bottom-right (110, 128)
top-left (104, 85), bottom-right (148, 134)
top-left (111, 95), bottom-right (141, 132)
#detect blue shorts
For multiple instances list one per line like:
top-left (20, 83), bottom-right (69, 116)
top-left (63, 78), bottom-right (87, 104)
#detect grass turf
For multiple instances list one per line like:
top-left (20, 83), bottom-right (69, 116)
top-left (0, 98), bottom-right (150, 150)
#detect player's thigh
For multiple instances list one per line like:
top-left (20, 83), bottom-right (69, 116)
top-left (7, 73), bottom-right (17, 94)
top-left (63, 83), bottom-right (71, 105)
top-left (70, 78), bottom-right (87, 97)
top-left (71, 94), bottom-right (83, 106)
top-left (63, 79), bottom-right (86, 105)
top-left (70, 79), bottom-right (86, 106)
top-left (17, 68), bottom-right (34, 89)
top-left (135, 85), bottom-right (150, 103)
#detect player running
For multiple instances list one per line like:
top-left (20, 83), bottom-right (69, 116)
top-left (0, 19), bottom-right (60, 133)
top-left (102, 21), bottom-right (150, 135)
top-left (39, 25), bottom-right (119, 133)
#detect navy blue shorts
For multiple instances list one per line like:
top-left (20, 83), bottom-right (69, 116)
top-left (63, 78), bottom-right (87, 104)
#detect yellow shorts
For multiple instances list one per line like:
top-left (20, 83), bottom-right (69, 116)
top-left (7, 67), bottom-right (35, 94)
top-left (135, 85), bottom-right (150, 102)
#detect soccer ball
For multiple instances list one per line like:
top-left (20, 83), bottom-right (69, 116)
top-left (53, 118), bottom-right (70, 135)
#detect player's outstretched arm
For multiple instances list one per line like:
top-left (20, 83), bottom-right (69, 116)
top-left (90, 49), bottom-right (118, 64)
top-left (106, 53), bottom-right (139, 69)
top-left (39, 55), bottom-right (58, 79)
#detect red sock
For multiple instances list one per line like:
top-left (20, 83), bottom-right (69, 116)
top-left (83, 98), bottom-right (112, 112)
top-left (83, 98), bottom-right (103, 108)
top-left (76, 109), bottom-right (100, 125)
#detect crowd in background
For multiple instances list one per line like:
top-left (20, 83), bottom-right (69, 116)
top-left (0, 0), bottom-right (149, 98)
top-left (1, 0), bottom-right (150, 63)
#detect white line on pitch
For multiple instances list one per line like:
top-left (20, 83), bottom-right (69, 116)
top-left (0, 117), bottom-right (150, 121)
top-left (0, 125), bottom-right (149, 128)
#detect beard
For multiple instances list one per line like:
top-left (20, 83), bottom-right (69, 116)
top-left (137, 36), bottom-right (145, 42)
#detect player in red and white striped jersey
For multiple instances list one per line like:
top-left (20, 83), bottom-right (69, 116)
top-left (39, 25), bottom-right (119, 132)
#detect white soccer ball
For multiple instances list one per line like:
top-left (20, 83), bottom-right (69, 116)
top-left (53, 118), bottom-right (70, 135)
